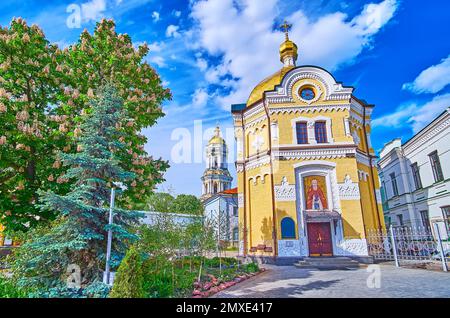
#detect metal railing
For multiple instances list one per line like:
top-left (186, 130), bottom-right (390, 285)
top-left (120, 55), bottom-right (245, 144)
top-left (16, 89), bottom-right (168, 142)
top-left (367, 224), bottom-right (448, 272)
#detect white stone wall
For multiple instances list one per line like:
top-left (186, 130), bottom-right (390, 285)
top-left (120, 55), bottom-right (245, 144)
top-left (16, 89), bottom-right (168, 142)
top-left (378, 109), bottom-right (450, 237)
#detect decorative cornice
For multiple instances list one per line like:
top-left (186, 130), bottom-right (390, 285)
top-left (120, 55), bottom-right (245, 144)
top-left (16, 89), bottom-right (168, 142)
top-left (244, 114), bottom-right (267, 130)
top-left (265, 67), bottom-right (354, 105)
top-left (269, 104), bottom-right (349, 115)
top-left (403, 114), bottom-right (450, 156)
top-left (273, 146), bottom-right (356, 160)
top-left (244, 154), bottom-right (271, 171)
top-left (243, 102), bottom-right (264, 120)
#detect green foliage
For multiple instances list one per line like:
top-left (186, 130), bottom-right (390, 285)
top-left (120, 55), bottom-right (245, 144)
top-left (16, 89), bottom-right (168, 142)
top-left (0, 18), bottom-right (170, 232)
top-left (142, 192), bottom-right (203, 215)
top-left (172, 194), bottom-right (203, 215)
top-left (244, 262), bottom-right (259, 273)
top-left (0, 274), bottom-right (27, 298)
top-left (11, 85), bottom-right (141, 297)
top-left (110, 246), bottom-right (145, 298)
top-left (145, 192), bottom-right (175, 212)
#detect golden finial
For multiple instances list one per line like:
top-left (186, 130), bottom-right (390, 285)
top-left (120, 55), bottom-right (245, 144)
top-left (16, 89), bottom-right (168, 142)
top-left (280, 21), bottom-right (292, 40)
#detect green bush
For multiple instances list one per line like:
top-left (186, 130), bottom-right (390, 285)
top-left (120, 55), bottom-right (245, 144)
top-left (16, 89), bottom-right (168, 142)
top-left (0, 274), bottom-right (27, 298)
top-left (244, 262), bottom-right (259, 273)
top-left (110, 246), bottom-right (145, 298)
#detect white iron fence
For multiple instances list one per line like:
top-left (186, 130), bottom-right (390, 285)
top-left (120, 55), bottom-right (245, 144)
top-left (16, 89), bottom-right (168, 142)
top-left (367, 224), bottom-right (449, 272)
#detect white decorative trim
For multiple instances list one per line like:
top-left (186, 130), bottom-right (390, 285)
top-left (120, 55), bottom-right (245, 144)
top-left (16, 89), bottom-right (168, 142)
top-left (274, 176), bottom-right (296, 201)
top-left (270, 104), bottom-right (349, 115)
top-left (274, 147), bottom-right (356, 160)
top-left (244, 114), bottom-right (267, 130)
top-left (265, 66), bottom-right (354, 105)
top-left (338, 175), bottom-right (361, 200)
top-left (243, 102), bottom-right (264, 119)
top-left (249, 173), bottom-right (269, 185)
top-left (358, 169), bottom-right (369, 181)
top-left (245, 154), bottom-right (271, 170)
top-left (403, 113), bottom-right (450, 156)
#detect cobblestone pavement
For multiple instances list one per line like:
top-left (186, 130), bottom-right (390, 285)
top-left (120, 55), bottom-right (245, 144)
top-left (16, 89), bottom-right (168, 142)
top-left (212, 264), bottom-right (450, 298)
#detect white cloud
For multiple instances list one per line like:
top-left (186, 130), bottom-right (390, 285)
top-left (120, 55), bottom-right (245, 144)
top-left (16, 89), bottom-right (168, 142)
top-left (189, 0), bottom-right (398, 109)
top-left (166, 24), bottom-right (180, 38)
top-left (192, 88), bottom-right (209, 108)
top-left (403, 55), bottom-right (450, 94)
top-left (152, 11), bottom-right (160, 22)
top-left (81, 0), bottom-right (106, 22)
top-left (196, 57), bottom-right (208, 71)
top-left (149, 56), bottom-right (166, 68)
top-left (147, 41), bottom-right (163, 52)
top-left (173, 10), bottom-right (182, 18)
top-left (373, 93), bottom-right (450, 133)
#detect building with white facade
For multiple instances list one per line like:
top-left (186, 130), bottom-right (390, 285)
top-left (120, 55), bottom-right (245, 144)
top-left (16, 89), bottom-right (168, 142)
top-left (203, 188), bottom-right (239, 248)
top-left (378, 108), bottom-right (450, 239)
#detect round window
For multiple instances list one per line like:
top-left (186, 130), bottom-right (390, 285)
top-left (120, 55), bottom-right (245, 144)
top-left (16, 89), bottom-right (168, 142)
top-left (300, 87), bottom-right (315, 101)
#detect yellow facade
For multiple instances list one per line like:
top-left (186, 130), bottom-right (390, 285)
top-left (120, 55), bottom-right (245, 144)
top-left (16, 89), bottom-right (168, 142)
top-left (232, 33), bottom-right (384, 258)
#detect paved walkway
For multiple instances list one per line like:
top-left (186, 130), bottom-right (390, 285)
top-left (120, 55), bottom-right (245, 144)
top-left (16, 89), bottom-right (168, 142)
top-left (212, 264), bottom-right (450, 298)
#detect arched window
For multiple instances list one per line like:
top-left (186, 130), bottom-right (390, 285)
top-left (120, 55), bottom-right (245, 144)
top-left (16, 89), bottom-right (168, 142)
top-left (213, 183), bottom-right (218, 193)
top-left (280, 217), bottom-right (296, 239)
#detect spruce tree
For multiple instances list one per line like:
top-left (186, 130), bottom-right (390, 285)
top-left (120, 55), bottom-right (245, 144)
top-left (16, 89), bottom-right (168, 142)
top-left (12, 84), bottom-right (142, 297)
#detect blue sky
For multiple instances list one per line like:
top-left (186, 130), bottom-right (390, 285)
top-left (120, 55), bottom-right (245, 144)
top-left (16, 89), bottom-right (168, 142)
top-left (1, 0), bottom-right (449, 196)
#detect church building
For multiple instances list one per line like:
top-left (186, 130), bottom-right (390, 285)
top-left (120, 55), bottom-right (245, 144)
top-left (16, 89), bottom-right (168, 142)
top-left (200, 126), bottom-right (233, 201)
top-left (231, 24), bottom-right (385, 259)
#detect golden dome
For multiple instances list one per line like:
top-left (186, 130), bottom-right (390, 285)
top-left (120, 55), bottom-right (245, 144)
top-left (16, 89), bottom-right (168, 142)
top-left (246, 21), bottom-right (298, 107)
top-left (246, 66), bottom-right (294, 106)
top-left (279, 39), bottom-right (298, 64)
top-left (208, 126), bottom-right (225, 145)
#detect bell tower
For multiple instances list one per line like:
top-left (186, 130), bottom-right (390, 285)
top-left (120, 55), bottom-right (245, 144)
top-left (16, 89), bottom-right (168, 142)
top-left (201, 126), bottom-right (232, 201)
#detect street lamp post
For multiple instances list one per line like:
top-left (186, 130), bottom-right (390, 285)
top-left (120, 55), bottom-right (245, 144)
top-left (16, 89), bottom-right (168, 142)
top-left (104, 187), bottom-right (115, 286)
top-left (104, 182), bottom-right (127, 286)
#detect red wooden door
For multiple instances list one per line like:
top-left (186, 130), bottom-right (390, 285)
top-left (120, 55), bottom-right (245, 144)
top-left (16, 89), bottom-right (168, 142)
top-left (307, 222), bottom-right (333, 256)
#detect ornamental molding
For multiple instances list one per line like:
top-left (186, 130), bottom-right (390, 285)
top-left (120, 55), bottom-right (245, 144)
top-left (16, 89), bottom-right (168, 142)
top-left (338, 174), bottom-right (360, 200)
top-left (265, 67), bottom-right (354, 105)
top-left (245, 154), bottom-right (271, 171)
top-left (243, 102), bottom-right (264, 120)
top-left (269, 104), bottom-right (349, 115)
top-left (403, 115), bottom-right (450, 156)
top-left (274, 176), bottom-right (296, 201)
top-left (244, 114), bottom-right (267, 130)
top-left (358, 169), bottom-right (369, 181)
top-left (273, 147), bottom-right (356, 160)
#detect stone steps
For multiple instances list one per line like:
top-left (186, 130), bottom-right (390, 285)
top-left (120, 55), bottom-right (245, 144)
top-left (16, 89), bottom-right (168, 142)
top-left (294, 257), bottom-right (361, 269)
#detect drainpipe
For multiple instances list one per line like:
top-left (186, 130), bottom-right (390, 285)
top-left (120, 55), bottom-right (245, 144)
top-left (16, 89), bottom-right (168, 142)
top-left (263, 99), bottom-right (278, 259)
top-left (362, 104), bottom-right (383, 232)
top-left (240, 110), bottom-right (248, 256)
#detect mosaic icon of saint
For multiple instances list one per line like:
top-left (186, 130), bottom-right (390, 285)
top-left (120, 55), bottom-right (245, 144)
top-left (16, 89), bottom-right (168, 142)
top-left (306, 179), bottom-right (327, 210)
